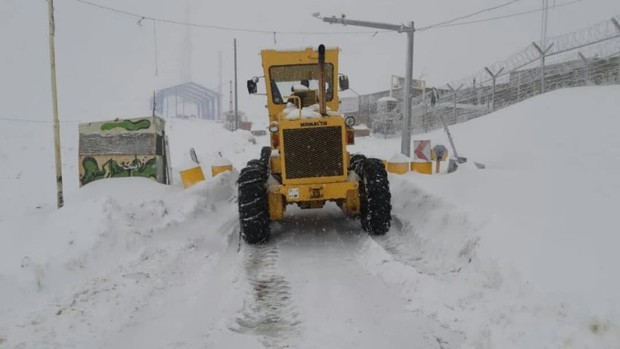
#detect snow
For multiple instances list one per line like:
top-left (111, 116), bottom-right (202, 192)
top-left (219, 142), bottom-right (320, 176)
top-left (388, 153), bottom-right (411, 163)
top-left (377, 96), bottom-right (398, 102)
top-left (291, 85), bottom-right (310, 92)
top-left (212, 156), bottom-right (233, 167)
top-left (1, 86), bottom-right (620, 348)
top-left (284, 103), bottom-right (340, 119)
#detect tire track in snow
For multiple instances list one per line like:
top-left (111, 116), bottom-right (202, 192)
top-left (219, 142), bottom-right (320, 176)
top-left (270, 205), bottom-right (465, 348)
top-left (231, 241), bottom-right (302, 348)
top-left (369, 191), bottom-right (480, 277)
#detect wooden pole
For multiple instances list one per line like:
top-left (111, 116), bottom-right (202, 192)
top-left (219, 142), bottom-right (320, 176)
top-left (47, 0), bottom-right (64, 208)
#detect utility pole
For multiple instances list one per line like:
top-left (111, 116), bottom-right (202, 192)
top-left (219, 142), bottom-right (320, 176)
top-left (316, 14), bottom-right (415, 157)
top-left (536, 0), bottom-right (552, 94)
top-left (218, 51), bottom-right (223, 120)
top-left (233, 38), bottom-right (239, 131)
top-left (47, 0), bottom-right (64, 208)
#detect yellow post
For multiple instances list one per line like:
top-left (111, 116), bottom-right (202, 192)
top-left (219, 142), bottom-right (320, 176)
top-left (179, 166), bottom-right (205, 188)
top-left (211, 164), bottom-right (233, 177)
top-left (387, 162), bottom-right (409, 174)
top-left (411, 161), bottom-right (432, 175)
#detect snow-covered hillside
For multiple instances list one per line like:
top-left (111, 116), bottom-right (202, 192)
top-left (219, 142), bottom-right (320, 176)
top-left (0, 86), bottom-right (619, 348)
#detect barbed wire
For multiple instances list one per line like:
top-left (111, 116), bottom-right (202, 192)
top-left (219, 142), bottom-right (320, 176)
top-left (418, 0), bottom-right (523, 31)
top-left (418, 0), bottom-right (583, 31)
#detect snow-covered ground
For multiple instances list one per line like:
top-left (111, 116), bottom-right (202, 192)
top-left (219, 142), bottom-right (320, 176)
top-left (0, 86), bottom-right (619, 348)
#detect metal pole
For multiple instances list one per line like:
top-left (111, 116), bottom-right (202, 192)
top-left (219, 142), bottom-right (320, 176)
top-left (234, 38), bottom-right (239, 130)
top-left (47, 0), bottom-right (64, 208)
top-left (318, 14), bottom-right (415, 156)
top-left (578, 52), bottom-right (590, 84)
top-left (541, 54), bottom-right (546, 93)
top-left (541, 0), bottom-right (549, 92)
top-left (532, 42), bottom-right (552, 94)
top-left (447, 83), bottom-right (463, 124)
top-left (453, 90), bottom-right (458, 124)
top-left (401, 23), bottom-right (414, 157)
top-left (613, 18), bottom-right (620, 83)
top-left (491, 78), bottom-right (496, 110)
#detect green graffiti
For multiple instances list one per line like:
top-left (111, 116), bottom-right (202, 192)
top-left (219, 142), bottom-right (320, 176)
top-left (108, 160), bottom-right (131, 178)
top-left (100, 119), bottom-right (151, 131)
top-left (133, 158), bottom-right (157, 178)
top-left (80, 156), bottom-right (159, 186)
top-left (80, 157), bottom-right (107, 186)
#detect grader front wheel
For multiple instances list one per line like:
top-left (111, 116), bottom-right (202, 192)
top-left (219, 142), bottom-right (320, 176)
top-left (237, 160), bottom-right (270, 244)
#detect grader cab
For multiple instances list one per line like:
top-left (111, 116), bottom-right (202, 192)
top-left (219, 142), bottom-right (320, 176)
top-left (239, 45), bottom-right (391, 244)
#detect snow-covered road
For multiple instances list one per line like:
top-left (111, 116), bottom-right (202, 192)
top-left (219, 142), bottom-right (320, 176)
top-left (2, 86), bottom-right (619, 348)
top-left (235, 205), bottom-right (464, 348)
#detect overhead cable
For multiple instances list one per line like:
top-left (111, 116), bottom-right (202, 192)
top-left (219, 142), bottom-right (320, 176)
top-left (419, 0), bottom-right (583, 31)
top-left (72, 0), bottom-right (388, 35)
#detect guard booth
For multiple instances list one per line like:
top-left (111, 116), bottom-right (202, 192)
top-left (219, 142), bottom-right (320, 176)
top-left (78, 116), bottom-right (171, 186)
top-left (371, 96), bottom-right (400, 137)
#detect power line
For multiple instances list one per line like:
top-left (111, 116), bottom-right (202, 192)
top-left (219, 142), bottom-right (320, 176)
top-left (71, 0), bottom-right (583, 36)
top-left (419, 0), bottom-right (583, 31)
top-left (71, 0), bottom-right (389, 35)
top-left (419, 0), bottom-right (523, 31)
top-left (0, 116), bottom-right (82, 124)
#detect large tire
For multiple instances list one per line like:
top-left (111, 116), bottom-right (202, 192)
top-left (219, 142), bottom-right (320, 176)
top-left (356, 158), bottom-right (391, 235)
top-left (238, 160), bottom-right (270, 244)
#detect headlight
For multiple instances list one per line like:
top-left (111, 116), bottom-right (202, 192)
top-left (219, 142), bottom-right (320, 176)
top-left (269, 121), bottom-right (279, 133)
top-left (345, 116), bottom-right (355, 127)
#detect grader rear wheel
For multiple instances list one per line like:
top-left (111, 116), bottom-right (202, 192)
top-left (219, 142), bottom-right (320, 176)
top-left (355, 157), bottom-right (391, 235)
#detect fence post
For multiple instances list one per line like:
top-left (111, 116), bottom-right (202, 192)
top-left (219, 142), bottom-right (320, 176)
top-left (612, 18), bottom-right (620, 83)
top-left (446, 83), bottom-right (463, 125)
top-left (484, 67), bottom-right (504, 111)
top-left (532, 42), bottom-right (554, 94)
top-left (577, 52), bottom-right (590, 84)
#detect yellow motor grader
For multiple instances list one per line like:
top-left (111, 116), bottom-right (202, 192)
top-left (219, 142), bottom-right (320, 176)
top-left (239, 45), bottom-right (391, 244)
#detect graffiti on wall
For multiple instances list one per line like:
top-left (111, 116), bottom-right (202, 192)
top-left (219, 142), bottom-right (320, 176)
top-left (100, 119), bottom-right (152, 132)
top-left (79, 155), bottom-right (159, 186)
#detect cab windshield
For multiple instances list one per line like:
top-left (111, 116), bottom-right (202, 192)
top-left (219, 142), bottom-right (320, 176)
top-left (268, 64), bottom-right (334, 105)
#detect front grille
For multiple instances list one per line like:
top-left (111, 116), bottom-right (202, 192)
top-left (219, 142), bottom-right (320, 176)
top-left (283, 126), bottom-right (344, 179)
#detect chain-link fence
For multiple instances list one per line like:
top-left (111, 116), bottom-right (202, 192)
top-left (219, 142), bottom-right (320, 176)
top-left (343, 16), bottom-right (620, 134)
top-left (413, 15), bottom-right (620, 133)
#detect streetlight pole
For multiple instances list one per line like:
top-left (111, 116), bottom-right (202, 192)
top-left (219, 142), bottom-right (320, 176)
top-left (47, 0), bottom-right (64, 208)
top-left (316, 14), bottom-right (415, 157)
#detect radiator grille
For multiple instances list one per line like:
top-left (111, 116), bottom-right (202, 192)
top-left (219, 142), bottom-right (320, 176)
top-left (283, 126), bottom-right (344, 179)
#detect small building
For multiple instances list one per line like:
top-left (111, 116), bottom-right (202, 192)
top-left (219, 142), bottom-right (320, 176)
top-left (78, 116), bottom-right (171, 186)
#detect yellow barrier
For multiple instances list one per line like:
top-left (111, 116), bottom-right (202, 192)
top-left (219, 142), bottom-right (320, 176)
top-left (179, 166), bottom-right (205, 188)
top-left (211, 164), bottom-right (233, 177)
top-left (386, 162), bottom-right (409, 175)
top-left (411, 161), bottom-right (432, 175)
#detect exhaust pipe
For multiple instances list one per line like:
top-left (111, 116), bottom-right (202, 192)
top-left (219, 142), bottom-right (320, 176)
top-left (318, 44), bottom-right (327, 116)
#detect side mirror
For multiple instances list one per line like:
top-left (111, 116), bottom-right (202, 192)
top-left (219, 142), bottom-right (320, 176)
top-left (247, 77), bottom-right (259, 94)
top-left (339, 75), bottom-right (349, 91)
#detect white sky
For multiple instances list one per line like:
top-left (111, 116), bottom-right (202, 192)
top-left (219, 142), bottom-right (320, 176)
top-left (1, 0), bottom-right (619, 122)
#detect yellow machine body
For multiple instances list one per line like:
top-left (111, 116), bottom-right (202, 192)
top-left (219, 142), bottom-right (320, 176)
top-left (259, 47), bottom-right (358, 220)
